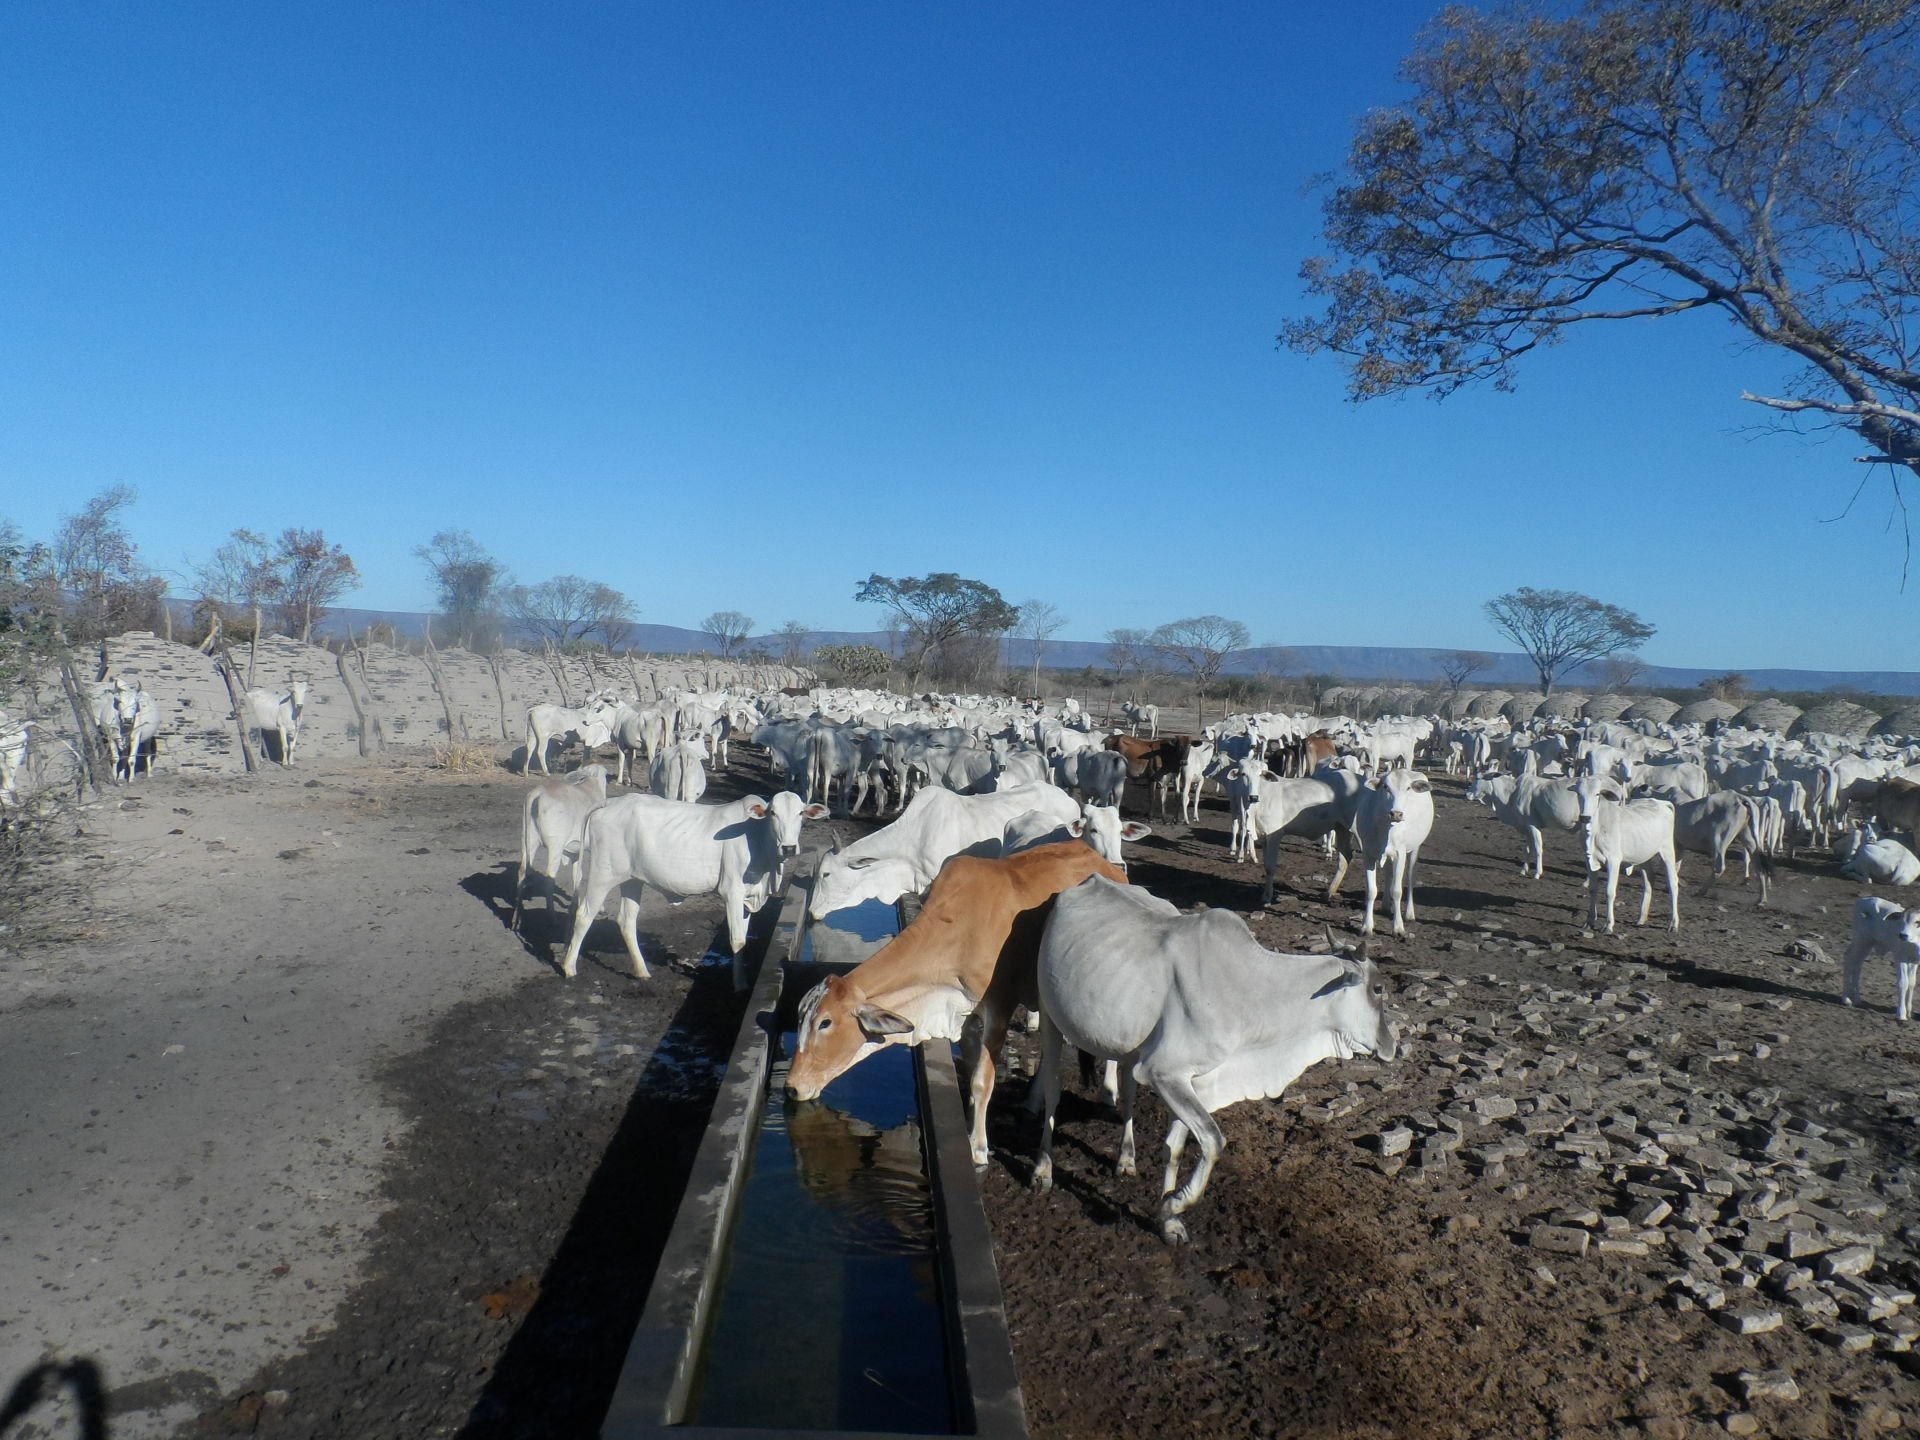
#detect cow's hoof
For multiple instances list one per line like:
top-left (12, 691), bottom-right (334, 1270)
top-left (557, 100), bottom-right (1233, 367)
top-left (1117, 1156), bottom-right (1136, 1177)
top-left (970, 1145), bottom-right (990, 1168)
top-left (1033, 1164), bottom-right (1053, 1194)
top-left (1160, 1218), bottom-right (1190, 1245)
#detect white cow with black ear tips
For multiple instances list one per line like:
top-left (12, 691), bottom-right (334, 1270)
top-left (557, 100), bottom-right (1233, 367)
top-left (1344, 767), bottom-right (1435, 936)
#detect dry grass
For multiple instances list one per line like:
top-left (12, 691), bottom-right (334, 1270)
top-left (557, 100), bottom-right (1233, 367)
top-left (428, 740), bottom-right (496, 773)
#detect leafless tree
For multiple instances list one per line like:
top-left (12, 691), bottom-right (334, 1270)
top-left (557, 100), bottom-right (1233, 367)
top-left (775, 620), bottom-right (811, 663)
top-left (1150, 615), bottom-right (1250, 731)
top-left (1484, 588), bottom-right (1655, 698)
top-left (1598, 653), bottom-right (1652, 694)
top-left (1012, 599), bottom-right (1067, 696)
top-left (1700, 671), bottom-right (1750, 702)
top-left (699, 610), bottom-right (755, 660)
top-left (506, 576), bottom-right (636, 650)
top-left (1438, 649), bottom-right (1495, 700)
top-left (1285, 0), bottom-right (1920, 568)
top-left (51, 485), bottom-right (165, 639)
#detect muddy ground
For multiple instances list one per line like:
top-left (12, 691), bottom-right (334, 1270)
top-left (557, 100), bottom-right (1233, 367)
top-left (3, 734), bottom-right (1918, 1439)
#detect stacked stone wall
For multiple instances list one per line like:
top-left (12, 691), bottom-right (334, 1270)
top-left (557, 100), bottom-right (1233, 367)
top-left (3, 633), bottom-right (813, 790)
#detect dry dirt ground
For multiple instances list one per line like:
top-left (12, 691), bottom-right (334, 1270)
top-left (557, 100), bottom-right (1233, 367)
top-left (3, 736), bottom-right (1919, 1439)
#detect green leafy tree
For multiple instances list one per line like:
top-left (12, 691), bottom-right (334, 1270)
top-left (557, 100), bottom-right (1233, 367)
top-left (853, 572), bottom-right (1019, 687)
top-left (414, 530), bottom-right (505, 647)
top-left (814, 643), bottom-right (893, 683)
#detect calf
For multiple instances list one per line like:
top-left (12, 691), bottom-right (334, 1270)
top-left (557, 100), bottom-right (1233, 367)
top-left (787, 843), bottom-right (1126, 1166)
top-left (1842, 897), bottom-right (1920, 1020)
top-left (1578, 793), bottom-right (1681, 933)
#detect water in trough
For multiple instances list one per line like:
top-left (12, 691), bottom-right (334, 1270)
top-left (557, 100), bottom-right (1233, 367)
top-left (684, 897), bottom-right (956, 1434)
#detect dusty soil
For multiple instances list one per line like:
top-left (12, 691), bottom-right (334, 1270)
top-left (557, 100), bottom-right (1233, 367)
top-left (5, 732), bottom-right (1920, 1439)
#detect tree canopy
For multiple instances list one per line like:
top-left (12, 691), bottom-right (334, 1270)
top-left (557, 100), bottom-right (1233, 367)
top-left (1150, 615), bottom-right (1250, 728)
top-left (506, 575), bottom-right (635, 651)
top-left (854, 572), bottom-right (1019, 686)
top-left (414, 530), bottom-right (504, 646)
top-left (700, 610), bottom-right (754, 659)
top-left (1484, 587), bottom-right (1655, 696)
top-left (1284, 0), bottom-right (1920, 517)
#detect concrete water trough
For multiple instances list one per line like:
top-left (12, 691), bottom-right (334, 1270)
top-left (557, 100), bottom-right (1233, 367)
top-left (600, 870), bottom-right (1028, 1440)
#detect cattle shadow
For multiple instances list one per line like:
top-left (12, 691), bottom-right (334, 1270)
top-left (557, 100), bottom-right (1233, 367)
top-left (1639, 953), bottom-right (1850, 1010)
top-left (455, 910), bottom-right (774, 1439)
top-left (982, 1084), bottom-right (1164, 1242)
top-left (0, 1357), bottom-right (107, 1440)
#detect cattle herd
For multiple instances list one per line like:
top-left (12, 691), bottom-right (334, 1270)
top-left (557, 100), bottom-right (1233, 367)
top-left (489, 681), bottom-right (1920, 1246)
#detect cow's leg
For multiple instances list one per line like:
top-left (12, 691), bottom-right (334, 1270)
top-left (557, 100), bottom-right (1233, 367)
top-left (1604, 864), bottom-right (1620, 933)
top-left (1260, 832), bottom-right (1281, 908)
top-left (964, 1006), bottom-right (1008, 1167)
top-left (614, 884), bottom-right (652, 979)
top-left (558, 871), bottom-right (614, 979)
top-left (1402, 846), bottom-right (1419, 926)
top-left (1527, 825), bottom-right (1544, 878)
top-left (1115, 1064), bottom-right (1139, 1176)
top-left (1033, 1015), bottom-right (1065, 1191)
top-left (1159, 1119), bottom-right (1189, 1199)
top-left (1154, 1075), bottom-right (1226, 1245)
top-left (1899, 960), bottom-right (1916, 1022)
top-left (1327, 831), bottom-right (1353, 899)
top-left (1362, 863), bottom-right (1380, 936)
top-left (1664, 854), bottom-right (1681, 930)
top-left (1633, 867), bottom-right (1653, 928)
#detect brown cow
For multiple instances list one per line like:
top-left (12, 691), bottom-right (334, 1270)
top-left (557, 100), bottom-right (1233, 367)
top-left (786, 842), bottom-right (1127, 1165)
top-left (1103, 733), bottom-right (1192, 814)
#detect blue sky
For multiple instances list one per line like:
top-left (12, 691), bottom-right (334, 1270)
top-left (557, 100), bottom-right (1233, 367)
top-left (1, 3), bottom-right (1912, 674)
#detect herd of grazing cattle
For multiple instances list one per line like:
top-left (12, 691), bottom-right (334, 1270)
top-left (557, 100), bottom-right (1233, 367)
top-left (510, 681), bottom-right (1920, 1241)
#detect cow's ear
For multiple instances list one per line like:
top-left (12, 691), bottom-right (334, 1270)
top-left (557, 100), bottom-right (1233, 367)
top-left (745, 799), bottom-right (771, 819)
top-left (855, 1002), bottom-right (914, 1040)
top-left (848, 856), bottom-right (878, 870)
top-left (1311, 964), bottom-right (1363, 998)
top-left (802, 803), bottom-right (829, 820)
top-left (1120, 822), bottom-right (1153, 841)
top-left (1410, 776), bottom-right (1431, 792)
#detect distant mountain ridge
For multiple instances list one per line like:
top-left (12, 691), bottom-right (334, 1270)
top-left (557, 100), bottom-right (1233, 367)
top-left (283, 605), bottom-right (1920, 699)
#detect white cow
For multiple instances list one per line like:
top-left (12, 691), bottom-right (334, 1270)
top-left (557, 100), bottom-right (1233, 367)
top-left (1842, 836), bottom-right (1920, 886)
top-left (0, 713), bottom-right (33, 806)
top-left (1251, 768), bottom-right (1369, 905)
top-left (242, 681), bottom-right (309, 767)
top-left (523, 696), bottom-right (617, 776)
top-left (1346, 767), bottom-right (1436, 937)
top-left (1176, 740), bottom-right (1216, 823)
top-left (1001, 802), bottom-right (1151, 868)
top-left (649, 739), bottom-right (709, 804)
top-left (557, 791), bottom-right (827, 978)
top-left (1577, 792), bottom-right (1681, 933)
top-left (1121, 701), bottom-right (1160, 738)
top-left (115, 682), bottom-right (159, 781)
top-left (1032, 875), bottom-right (1400, 1242)
top-left (1842, 897), bottom-right (1920, 1020)
top-left (1465, 772), bottom-right (1584, 879)
top-left (89, 680), bottom-right (126, 778)
top-left (808, 783), bottom-right (1080, 919)
top-left (512, 764), bottom-right (610, 931)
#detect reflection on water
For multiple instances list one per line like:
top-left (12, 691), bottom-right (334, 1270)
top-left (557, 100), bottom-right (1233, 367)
top-left (686, 1038), bottom-right (953, 1434)
top-left (801, 897), bottom-right (900, 967)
